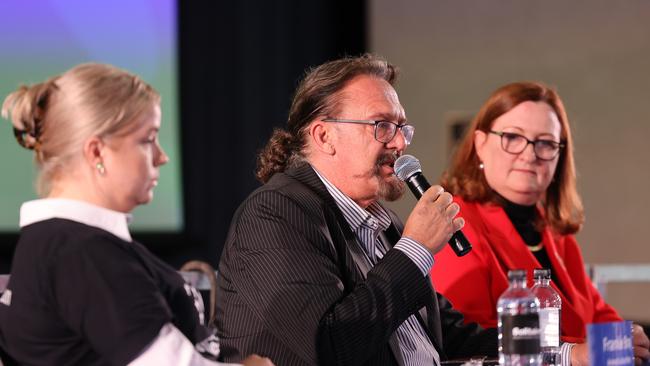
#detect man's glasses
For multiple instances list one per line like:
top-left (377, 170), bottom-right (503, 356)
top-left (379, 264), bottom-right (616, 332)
top-left (489, 130), bottom-right (565, 161)
top-left (321, 118), bottom-right (415, 145)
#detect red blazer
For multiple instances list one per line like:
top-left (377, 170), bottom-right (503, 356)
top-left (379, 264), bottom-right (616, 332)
top-left (430, 197), bottom-right (621, 343)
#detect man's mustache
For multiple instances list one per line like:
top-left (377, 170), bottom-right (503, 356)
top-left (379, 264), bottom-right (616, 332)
top-left (376, 151), bottom-right (400, 168)
top-left (352, 151), bottom-right (401, 180)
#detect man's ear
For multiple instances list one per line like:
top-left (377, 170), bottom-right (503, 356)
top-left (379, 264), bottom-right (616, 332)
top-left (308, 120), bottom-right (336, 155)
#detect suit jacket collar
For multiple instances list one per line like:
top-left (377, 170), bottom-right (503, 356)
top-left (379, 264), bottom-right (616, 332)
top-left (283, 162), bottom-right (366, 281)
top-left (285, 163), bottom-right (372, 266)
top-left (285, 163), bottom-right (338, 209)
top-left (283, 163), bottom-right (395, 266)
top-left (282, 163), bottom-right (444, 357)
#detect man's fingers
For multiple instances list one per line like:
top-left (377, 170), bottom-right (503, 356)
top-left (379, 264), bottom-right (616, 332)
top-left (633, 324), bottom-right (650, 348)
top-left (424, 185), bottom-right (445, 201)
top-left (453, 217), bottom-right (465, 232)
top-left (437, 191), bottom-right (453, 206)
top-left (446, 202), bottom-right (460, 218)
top-left (634, 346), bottom-right (650, 359)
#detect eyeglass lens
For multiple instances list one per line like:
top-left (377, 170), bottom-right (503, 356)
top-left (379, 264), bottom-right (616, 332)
top-left (501, 133), bottom-right (560, 160)
top-left (376, 121), bottom-right (414, 145)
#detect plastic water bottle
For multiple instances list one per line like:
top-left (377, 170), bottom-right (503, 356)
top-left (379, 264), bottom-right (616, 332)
top-left (498, 269), bottom-right (542, 366)
top-left (531, 269), bottom-right (561, 366)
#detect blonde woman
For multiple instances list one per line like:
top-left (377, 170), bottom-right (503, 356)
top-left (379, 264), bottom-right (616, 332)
top-left (0, 63), bottom-right (272, 366)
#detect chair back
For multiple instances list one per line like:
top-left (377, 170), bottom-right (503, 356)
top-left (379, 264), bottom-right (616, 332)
top-left (180, 261), bottom-right (218, 327)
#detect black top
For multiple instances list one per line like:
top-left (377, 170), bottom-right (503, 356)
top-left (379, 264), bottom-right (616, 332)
top-left (0, 218), bottom-right (206, 366)
top-left (502, 200), bottom-right (561, 286)
top-left (502, 200), bottom-right (541, 247)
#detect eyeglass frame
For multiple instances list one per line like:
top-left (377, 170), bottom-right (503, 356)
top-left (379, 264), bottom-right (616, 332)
top-left (488, 130), bottom-right (565, 161)
top-left (321, 118), bottom-right (415, 145)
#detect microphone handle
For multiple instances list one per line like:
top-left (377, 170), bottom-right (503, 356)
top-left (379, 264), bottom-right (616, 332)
top-left (405, 173), bottom-right (472, 257)
top-left (405, 173), bottom-right (429, 199)
top-left (448, 230), bottom-right (472, 257)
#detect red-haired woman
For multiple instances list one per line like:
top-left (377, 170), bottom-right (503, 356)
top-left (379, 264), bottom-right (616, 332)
top-left (431, 81), bottom-right (649, 365)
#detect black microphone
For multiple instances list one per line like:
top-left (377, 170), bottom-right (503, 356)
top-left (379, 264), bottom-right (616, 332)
top-left (394, 154), bottom-right (472, 257)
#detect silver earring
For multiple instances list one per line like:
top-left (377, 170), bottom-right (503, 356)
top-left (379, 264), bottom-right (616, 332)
top-left (479, 162), bottom-right (484, 170)
top-left (96, 162), bottom-right (105, 175)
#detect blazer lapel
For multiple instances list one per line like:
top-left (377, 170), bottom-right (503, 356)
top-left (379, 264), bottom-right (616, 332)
top-left (287, 164), bottom-right (439, 364)
top-left (476, 203), bottom-right (542, 279)
top-left (285, 163), bottom-right (367, 285)
top-left (475, 202), bottom-right (592, 342)
top-left (285, 163), bottom-right (444, 365)
top-left (383, 208), bottom-right (444, 355)
top-left (539, 228), bottom-right (589, 341)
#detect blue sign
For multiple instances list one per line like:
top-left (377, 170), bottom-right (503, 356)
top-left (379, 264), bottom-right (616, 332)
top-left (587, 321), bottom-right (634, 366)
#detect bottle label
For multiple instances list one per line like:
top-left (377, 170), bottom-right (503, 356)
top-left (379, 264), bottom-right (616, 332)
top-left (539, 308), bottom-right (560, 347)
top-left (501, 313), bottom-right (541, 354)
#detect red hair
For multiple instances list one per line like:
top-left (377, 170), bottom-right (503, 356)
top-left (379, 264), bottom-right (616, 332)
top-left (442, 81), bottom-right (583, 235)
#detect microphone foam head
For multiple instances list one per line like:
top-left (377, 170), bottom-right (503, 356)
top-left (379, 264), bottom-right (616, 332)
top-left (394, 154), bottom-right (422, 181)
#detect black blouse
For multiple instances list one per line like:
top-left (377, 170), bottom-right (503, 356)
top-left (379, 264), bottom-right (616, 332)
top-left (502, 199), bottom-right (561, 286)
top-left (0, 218), bottom-right (207, 366)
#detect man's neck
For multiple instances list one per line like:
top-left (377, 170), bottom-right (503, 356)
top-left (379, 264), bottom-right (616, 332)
top-left (309, 162), bottom-right (376, 208)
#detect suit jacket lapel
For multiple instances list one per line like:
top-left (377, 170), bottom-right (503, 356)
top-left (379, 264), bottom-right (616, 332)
top-left (286, 163), bottom-right (367, 285)
top-left (286, 164), bottom-right (440, 362)
top-left (382, 210), bottom-right (444, 354)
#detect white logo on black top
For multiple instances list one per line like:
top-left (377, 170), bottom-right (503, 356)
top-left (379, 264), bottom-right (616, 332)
top-left (184, 283), bottom-right (205, 325)
top-left (0, 289), bottom-right (11, 306)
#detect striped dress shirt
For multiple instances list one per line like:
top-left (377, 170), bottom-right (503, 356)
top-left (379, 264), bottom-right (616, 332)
top-left (314, 168), bottom-right (440, 366)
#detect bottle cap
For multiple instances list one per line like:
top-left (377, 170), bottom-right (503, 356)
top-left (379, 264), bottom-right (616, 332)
top-left (507, 269), bottom-right (526, 281)
top-left (533, 268), bottom-right (551, 279)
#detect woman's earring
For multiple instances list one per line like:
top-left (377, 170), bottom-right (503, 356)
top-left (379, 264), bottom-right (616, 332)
top-left (96, 162), bottom-right (106, 175)
top-left (479, 162), bottom-right (484, 170)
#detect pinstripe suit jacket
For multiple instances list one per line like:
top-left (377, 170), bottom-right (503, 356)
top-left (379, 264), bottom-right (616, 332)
top-left (215, 163), bottom-right (497, 365)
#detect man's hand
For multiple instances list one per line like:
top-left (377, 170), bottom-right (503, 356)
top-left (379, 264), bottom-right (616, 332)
top-left (570, 343), bottom-right (589, 366)
top-left (633, 323), bottom-right (650, 365)
top-left (402, 185), bottom-right (463, 256)
top-left (241, 354), bottom-right (274, 366)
